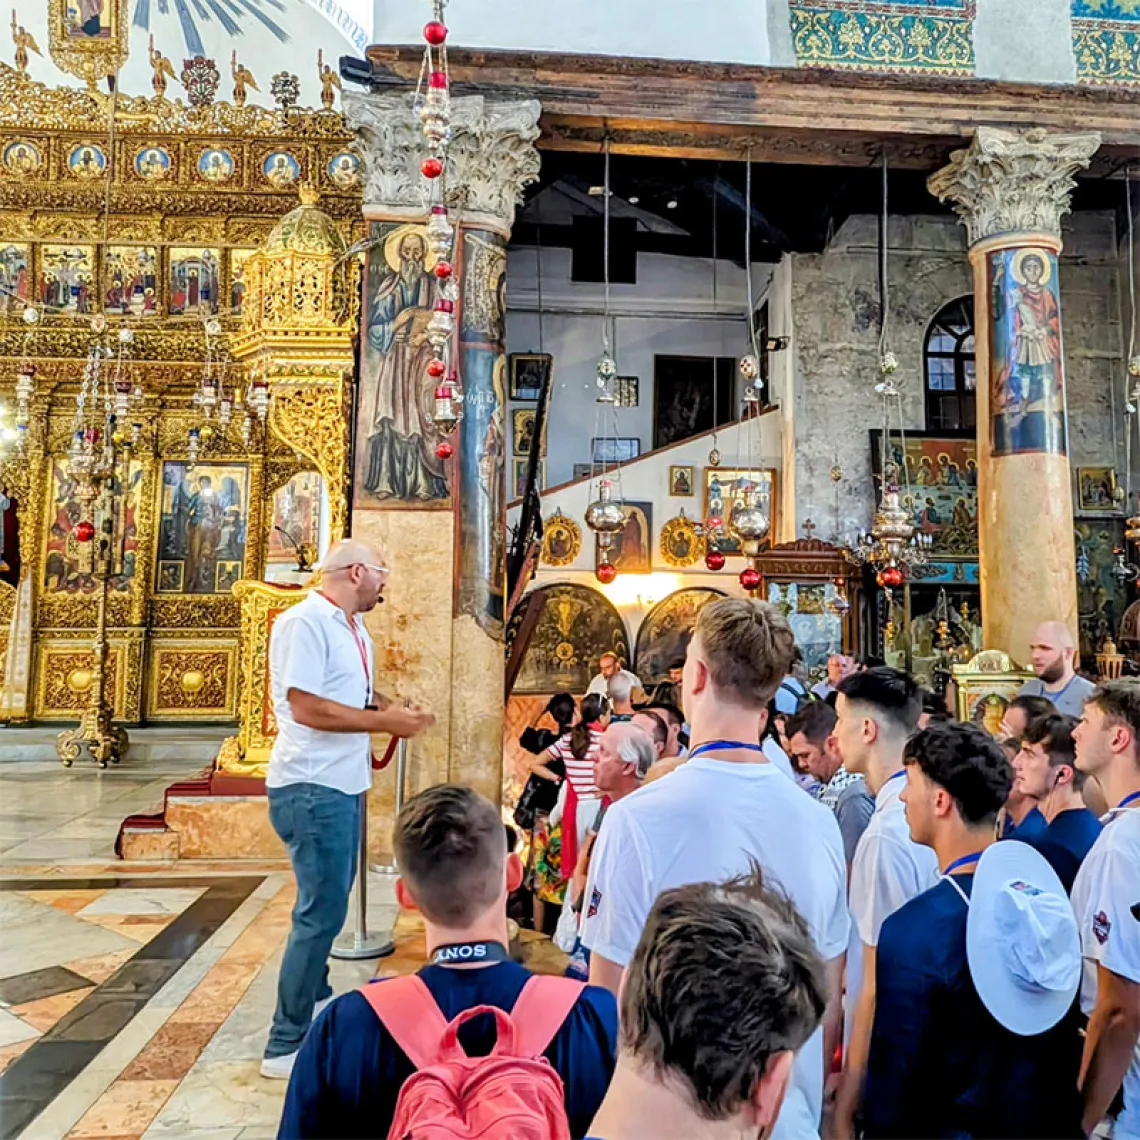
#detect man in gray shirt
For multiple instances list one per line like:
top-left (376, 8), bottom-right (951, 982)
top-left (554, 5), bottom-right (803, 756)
top-left (786, 701), bottom-right (874, 867)
top-left (1017, 621), bottom-right (1096, 718)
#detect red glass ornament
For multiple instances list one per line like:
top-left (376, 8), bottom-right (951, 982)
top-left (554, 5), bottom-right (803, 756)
top-left (423, 20), bottom-right (447, 43)
top-left (421, 156), bottom-right (443, 179)
top-left (704, 549), bottom-right (726, 572)
top-left (428, 70), bottom-right (448, 89)
top-left (435, 441), bottom-right (453, 460)
top-left (596, 562), bottom-right (617, 585)
top-left (75, 520), bottom-right (95, 543)
top-left (427, 359), bottom-right (446, 379)
top-left (434, 260), bottom-right (453, 279)
top-left (707, 515), bottom-right (723, 530)
top-left (431, 204), bottom-right (447, 216)
top-left (877, 566), bottom-right (904, 588)
top-left (435, 298), bottom-right (454, 314)
top-left (740, 567), bottom-right (762, 592)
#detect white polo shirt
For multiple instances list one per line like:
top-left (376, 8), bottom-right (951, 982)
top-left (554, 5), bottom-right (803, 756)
top-left (586, 669), bottom-right (641, 697)
top-left (265, 591), bottom-right (374, 797)
top-left (1072, 806), bottom-right (1140, 1138)
top-left (845, 769), bottom-right (940, 1040)
top-left (581, 755), bottom-right (849, 1140)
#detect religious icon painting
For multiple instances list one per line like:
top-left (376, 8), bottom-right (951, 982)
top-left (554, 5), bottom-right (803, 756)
top-left (66, 143), bottom-right (106, 180)
top-left (103, 246), bottom-right (158, 316)
top-left (229, 249), bottom-right (255, 316)
top-left (2, 140), bottom-right (43, 177)
top-left (215, 560), bottom-right (242, 593)
top-left (512, 459), bottom-right (543, 499)
top-left (39, 244), bottom-right (95, 314)
top-left (156, 461), bottom-right (249, 594)
top-left (263, 151), bottom-right (301, 187)
top-left (0, 244), bottom-right (30, 315)
top-left (134, 145), bottom-right (172, 181)
top-left (703, 468), bottom-right (777, 556)
top-left (327, 151), bottom-right (360, 188)
top-left (1076, 466), bottom-right (1119, 513)
top-left (659, 513), bottom-right (704, 568)
top-left (267, 471), bottom-right (323, 567)
top-left (669, 465), bottom-right (695, 497)
top-left (168, 248), bottom-right (220, 316)
top-left (197, 147), bottom-right (235, 183)
top-left (63, 0), bottom-right (116, 38)
top-left (633, 587), bottom-right (724, 683)
top-left (509, 353), bottom-right (551, 401)
top-left (513, 409), bottom-right (539, 457)
top-left (541, 511), bottom-right (581, 568)
top-left (598, 501), bottom-right (653, 574)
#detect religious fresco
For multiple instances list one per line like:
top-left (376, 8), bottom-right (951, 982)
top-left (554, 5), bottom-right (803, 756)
top-left (790, 0), bottom-right (975, 75)
top-left (987, 247), bottom-right (1067, 457)
top-left (156, 461), bottom-right (248, 594)
top-left (103, 246), bottom-right (158, 316)
top-left (0, 244), bottom-right (30, 314)
top-left (458, 227), bottom-right (508, 633)
top-left (1075, 519), bottom-right (1128, 665)
top-left (2, 140), bottom-right (43, 175)
top-left (168, 247), bottom-right (220, 316)
top-left (44, 460), bottom-right (141, 594)
top-left (634, 587), bottom-right (724, 684)
top-left (327, 152), bottom-right (360, 188)
top-left (267, 471), bottom-right (323, 567)
top-left (598, 501), bottom-right (653, 573)
top-left (134, 146), bottom-right (172, 181)
top-left (1073, 1), bottom-right (1140, 85)
top-left (263, 151), bottom-right (300, 187)
top-left (356, 221), bottom-right (449, 507)
top-left (197, 148), bottom-right (235, 183)
top-left (872, 431), bottom-right (978, 560)
top-left (703, 468), bottom-right (777, 556)
top-left (511, 583), bottom-right (629, 695)
top-left (66, 143), bottom-right (106, 180)
top-left (39, 244), bottom-right (94, 313)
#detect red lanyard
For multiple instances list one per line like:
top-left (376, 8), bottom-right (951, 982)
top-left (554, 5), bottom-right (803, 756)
top-left (318, 591), bottom-right (370, 696)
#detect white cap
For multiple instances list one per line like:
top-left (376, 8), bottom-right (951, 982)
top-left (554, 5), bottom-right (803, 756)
top-left (965, 841), bottom-right (1081, 1037)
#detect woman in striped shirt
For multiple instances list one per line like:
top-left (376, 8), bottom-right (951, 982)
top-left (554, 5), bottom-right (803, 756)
top-left (546, 694), bottom-right (609, 883)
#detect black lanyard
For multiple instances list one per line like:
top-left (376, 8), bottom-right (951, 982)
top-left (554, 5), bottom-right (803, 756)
top-left (431, 940), bottom-right (510, 966)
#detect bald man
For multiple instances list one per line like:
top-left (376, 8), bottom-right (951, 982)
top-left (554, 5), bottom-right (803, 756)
top-left (262, 538), bottom-right (435, 1079)
top-left (1016, 621), bottom-right (1097, 718)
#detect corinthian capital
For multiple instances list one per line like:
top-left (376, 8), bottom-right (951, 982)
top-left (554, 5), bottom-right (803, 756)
top-left (342, 90), bottom-right (541, 233)
top-left (927, 127), bottom-right (1101, 246)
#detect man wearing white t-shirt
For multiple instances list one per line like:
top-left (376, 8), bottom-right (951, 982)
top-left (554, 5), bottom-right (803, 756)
top-left (831, 666), bottom-right (939, 1138)
top-left (586, 651), bottom-right (640, 698)
top-left (1072, 680), bottom-right (1140, 1138)
top-left (581, 597), bottom-right (849, 1140)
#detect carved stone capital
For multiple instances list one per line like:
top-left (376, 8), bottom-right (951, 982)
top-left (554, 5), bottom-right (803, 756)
top-left (927, 127), bottom-right (1101, 246)
top-left (343, 91), bottom-right (541, 232)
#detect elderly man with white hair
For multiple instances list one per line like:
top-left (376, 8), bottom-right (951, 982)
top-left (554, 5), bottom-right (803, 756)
top-left (261, 538), bottom-right (435, 1079)
top-left (1017, 620), bottom-right (1096, 718)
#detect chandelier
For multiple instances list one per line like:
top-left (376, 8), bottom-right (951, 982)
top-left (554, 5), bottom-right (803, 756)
top-left (188, 320), bottom-right (261, 461)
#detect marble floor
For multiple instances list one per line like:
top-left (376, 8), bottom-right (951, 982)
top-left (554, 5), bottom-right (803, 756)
top-left (0, 755), bottom-right (564, 1139)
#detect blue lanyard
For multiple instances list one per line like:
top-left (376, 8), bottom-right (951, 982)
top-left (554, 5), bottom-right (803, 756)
top-left (1116, 790), bottom-right (1140, 811)
top-left (943, 851), bottom-right (983, 876)
top-left (431, 940), bottom-right (510, 966)
top-left (689, 739), bottom-right (766, 760)
top-left (883, 769), bottom-right (906, 790)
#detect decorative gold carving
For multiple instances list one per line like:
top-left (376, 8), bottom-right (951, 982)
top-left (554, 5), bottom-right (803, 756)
top-left (659, 514), bottom-right (705, 568)
top-left (541, 511), bottom-right (581, 567)
top-left (46, 0), bottom-right (129, 91)
top-left (149, 644), bottom-right (236, 717)
top-left (149, 595), bottom-right (241, 629)
top-left (36, 645), bottom-right (123, 718)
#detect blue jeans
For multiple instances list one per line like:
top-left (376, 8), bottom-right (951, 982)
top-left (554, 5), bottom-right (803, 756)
top-left (265, 782), bottom-right (360, 1058)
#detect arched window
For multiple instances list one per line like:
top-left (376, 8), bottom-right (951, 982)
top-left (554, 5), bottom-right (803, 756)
top-left (924, 296), bottom-right (976, 431)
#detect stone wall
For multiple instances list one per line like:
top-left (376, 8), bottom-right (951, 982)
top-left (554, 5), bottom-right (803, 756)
top-left (785, 210), bottom-right (1127, 538)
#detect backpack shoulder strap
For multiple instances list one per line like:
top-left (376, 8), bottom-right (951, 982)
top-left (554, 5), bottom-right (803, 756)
top-left (509, 975), bottom-right (586, 1059)
top-left (358, 976), bottom-right (450, 1071)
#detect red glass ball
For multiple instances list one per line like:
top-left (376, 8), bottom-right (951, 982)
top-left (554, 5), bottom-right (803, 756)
top-left (435, 298), bottom-right (454, 314)
top-left (427, 359), bottom-right (446, 379)
top-left (75, 520), bottom-right (95, 543)
top-left (707, 515), bottom-right (723, 530)
top-left (421, 156), bottom-right (444, 179)
top-left (434, 260), bottom-right (453, 279)
top-left (878, 566), bottom-right (904, 588)
top-left (704, 549), bottom-right (726, 572)
top-left (740, 567), bottom-right (762, 591)
top-left (428, 70), bottom-right (448, 89)
top-left (596, 562), bottom-right (617, 585)
top-left (435, 441), bottom-right (453, 460)
top-left (423, 20), bottom-right (448, 44)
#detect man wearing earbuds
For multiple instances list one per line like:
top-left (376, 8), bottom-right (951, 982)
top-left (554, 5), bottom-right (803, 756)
top-left (1012, 712), bottom-right (1102, 892)
top-left (262, 538), bottom-right (435, 1079)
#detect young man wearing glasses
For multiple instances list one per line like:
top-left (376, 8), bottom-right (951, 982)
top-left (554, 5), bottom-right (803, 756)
top-left (261, 538), bottom-right (435, 1079)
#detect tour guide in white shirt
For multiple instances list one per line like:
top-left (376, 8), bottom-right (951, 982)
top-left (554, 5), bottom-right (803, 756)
top-left (261, 539), bottom-right (434, 1079)
top-left (1071, 680), bottom-right (1140, 1138)
top-left (581, 597), bottom-right (849, 1140)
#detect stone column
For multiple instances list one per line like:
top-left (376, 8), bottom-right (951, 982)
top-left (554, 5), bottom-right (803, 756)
top-left (344, 90), bottom-right (540, 826)
top-left (929, 127), bottom-right (1100, 662)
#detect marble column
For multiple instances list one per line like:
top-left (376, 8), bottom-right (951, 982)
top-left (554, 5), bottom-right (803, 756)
top-left (343, 90), bottom-right (540, 828)
top-left (929, 126), bottom-right (1100, 662)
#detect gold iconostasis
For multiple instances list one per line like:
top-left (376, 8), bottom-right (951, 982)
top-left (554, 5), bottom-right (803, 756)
top-left (0, 58), bottom-right (361, 724)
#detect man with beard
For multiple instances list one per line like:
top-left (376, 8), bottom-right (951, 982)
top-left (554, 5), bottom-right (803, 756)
top-left (1017, 622), bottom-right (1096, 718)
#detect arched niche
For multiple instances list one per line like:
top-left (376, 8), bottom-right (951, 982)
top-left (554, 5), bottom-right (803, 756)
top-left (509, 583), bottom-right (629, 695)
top-left (634, 587), bottom-right (726, 684)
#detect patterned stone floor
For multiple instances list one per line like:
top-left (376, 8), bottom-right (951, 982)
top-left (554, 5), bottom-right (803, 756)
top-left (0, 757), bottom-right (564, 1140)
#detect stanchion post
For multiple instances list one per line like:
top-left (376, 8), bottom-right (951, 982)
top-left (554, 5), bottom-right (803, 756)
top-left (371, 737), bottom-right (408, 877)
top-left (330, 787), bottom-right (395, 960)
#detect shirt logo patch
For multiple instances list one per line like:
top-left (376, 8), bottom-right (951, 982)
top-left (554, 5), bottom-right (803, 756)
top-left (1093, 910), bottom-right (1111, 945)
top-left (587, 887), bottom-right (601, 919)
top-left (1010, 880), bottom-right (1043, 896)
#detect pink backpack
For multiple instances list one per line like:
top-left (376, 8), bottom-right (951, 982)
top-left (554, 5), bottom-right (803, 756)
top-left (359, 973), bottom-right (585, 1140)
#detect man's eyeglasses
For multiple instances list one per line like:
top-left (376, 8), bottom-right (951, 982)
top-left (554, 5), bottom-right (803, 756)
top-left (357, 562), bottom-right (389, 576)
